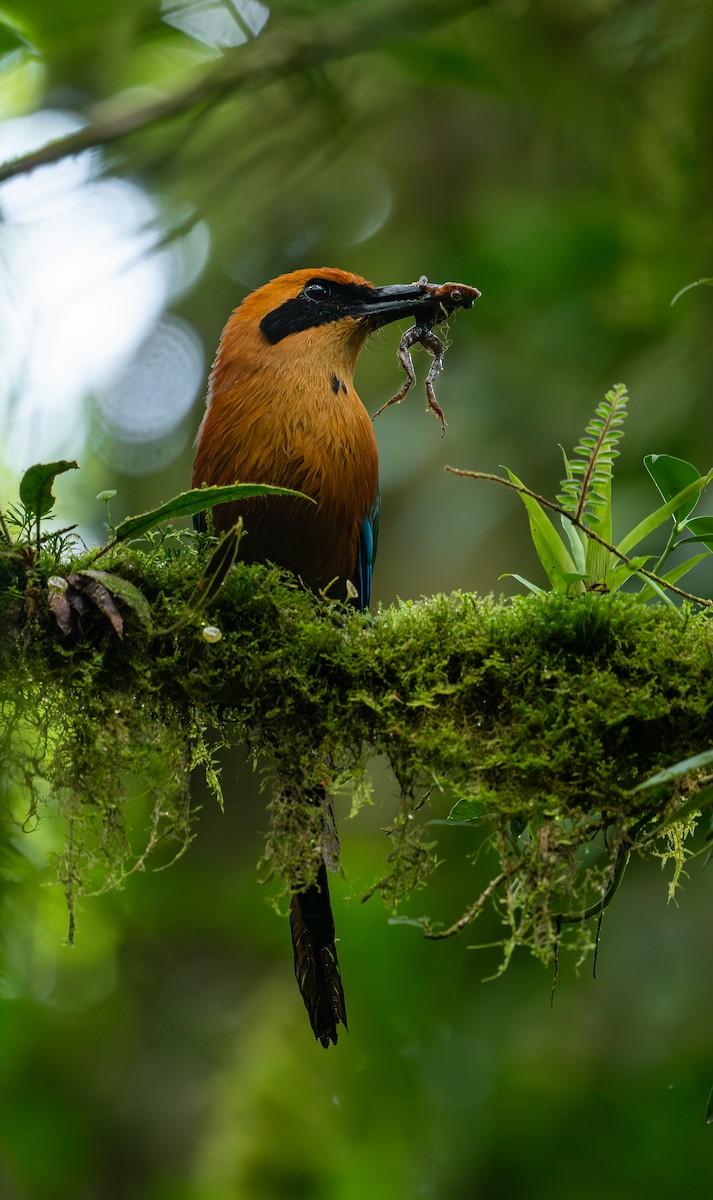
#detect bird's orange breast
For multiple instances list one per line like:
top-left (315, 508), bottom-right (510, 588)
top-left (192, 303), bottom-right (378, 595)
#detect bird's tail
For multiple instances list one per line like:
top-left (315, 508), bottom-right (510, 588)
top-left (288, 789), bottom-right (347, 1047)
top-left (290, 859), bottom-right (347, 1047)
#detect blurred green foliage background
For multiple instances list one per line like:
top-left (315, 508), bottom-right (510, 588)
top-left (1, 1), bottom-right (712, 1196)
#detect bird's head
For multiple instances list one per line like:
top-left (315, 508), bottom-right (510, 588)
top-left (214, 267), bottom-right (480, 379)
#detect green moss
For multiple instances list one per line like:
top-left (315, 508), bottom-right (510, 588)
top-left (1, 539), bottom-right (712, 964)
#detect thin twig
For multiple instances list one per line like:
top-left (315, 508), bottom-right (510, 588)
top-left (418, 868), bottom-right (509, 939)
top-left (446, 467), bottom-right (713, 608)
top-left (0, 0), bottom-right (482, 183)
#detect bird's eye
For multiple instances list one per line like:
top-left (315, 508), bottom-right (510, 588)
top-left (303, 281), bottom-right (328, 300)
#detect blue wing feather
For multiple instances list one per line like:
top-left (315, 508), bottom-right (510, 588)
top-left (352, 487), bottom-right (380, 611)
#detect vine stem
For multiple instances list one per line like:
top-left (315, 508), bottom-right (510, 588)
top-left (446, 467), bottom-right (713, 609)
top-left (651, 521), bottom-right (679, 577)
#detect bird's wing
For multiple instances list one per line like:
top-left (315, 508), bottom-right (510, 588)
top-left (352, 488), bottom-right (380, 611)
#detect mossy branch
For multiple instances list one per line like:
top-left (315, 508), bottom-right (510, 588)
top-left (1, 540), bottom-right (712, 967)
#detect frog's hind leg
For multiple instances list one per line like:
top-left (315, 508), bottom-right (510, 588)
top-left (372, 326), bottom-right (420, 419)
top-left (420, 329), bottom-right (447, 435)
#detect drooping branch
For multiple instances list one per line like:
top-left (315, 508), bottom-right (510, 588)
top-left (0, 0), bottom-right (482, 183)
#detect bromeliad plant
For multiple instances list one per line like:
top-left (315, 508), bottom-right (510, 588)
top-left (449, 384), bottom-right (713, 609)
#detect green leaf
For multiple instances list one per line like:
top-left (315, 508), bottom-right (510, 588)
top-left (160, 522), bottom-right (245, 634)
top-left (559, 445), bottom-right (572, 478)
top-left (447, 797), bottom-right (486, 823)
top-left (79, 569), bottom-right (153, 631)
top-left (680, 516), bottom-right (713, 549)
top-left (631, 749), bottom-right (713, 793)
top-left (560, 516), bottom-right (587, 575)
top-left (617, 471), bottom-right (713, 555)
top-left (631, 572), bottom-right (683, 617)
top-left (19, 461), bottom-right (79, 520)
top-left (499, 573), bottom-right (544, 595)
top-left (113, 483), bottom-right (311, 543)
top-left (671, 277), bottom-right (713, 306)
top-left (636, 553), bottom-right (710, 602)
top-left (505, 469), bottom-right (581, 592)
top-left (0, 14), bottom-right (30, 54)
top-left (661, 551), bottom-right (711, 579)
top-left (604, 555), bottom-right (650, 593)
top-left (644, 454), bottom-right (702, 526)
top-left (186, 521), bottom-right (243, 614)
top-left (556, 384), bottom-right (628, 585)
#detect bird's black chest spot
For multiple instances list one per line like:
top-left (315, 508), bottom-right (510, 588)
top-left (330, 372), bottom-right (348, 396)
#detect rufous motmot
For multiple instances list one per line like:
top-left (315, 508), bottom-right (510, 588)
top-left (192, 267), bottom-right (479, 1046)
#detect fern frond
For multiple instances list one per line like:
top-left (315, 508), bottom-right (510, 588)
top-left (556, 384), bottom-right (629, 528)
